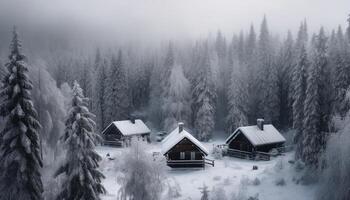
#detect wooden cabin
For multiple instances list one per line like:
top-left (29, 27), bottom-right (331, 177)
top-left (161, 123), bottom-right (213, 168)
top-left (101, 119), bottom-right (151, 147)
top-left (225, 119), bottom-right (286, 160)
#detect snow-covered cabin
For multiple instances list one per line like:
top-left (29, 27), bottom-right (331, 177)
top-left (226, 119), bottom-right (286, 153)
top-left (161, 123), bottom-right (213, 168)
top-left (101, 119), bottom-right (151, 147)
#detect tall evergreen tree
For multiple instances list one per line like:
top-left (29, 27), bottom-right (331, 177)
top-left (160, 43), bottom-right (175, 127)
top-left (106, 51), bottom-right (130, 122)
top-left (292, 22), bottom-right (309, 160)
top-left (277, 31), bottom-right (294, 128)
top-left (193, 43), bottom-right (216, 141)
top-left (55, 81), bottom-right (106, 200)
top-left (162, 64), bottom-right (191, 131)
top-left (258, 16), bottom-right (279, 124)
top-left (332, 26), bottom-right (350, 118)
top-left (302, 28), bottom-right (330, 167)
top-left (0, 27), bottom-right (43, 200)
top-left (94, 59), bottom-right (108, 131)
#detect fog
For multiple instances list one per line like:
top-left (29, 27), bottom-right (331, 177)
top-left (0, 0), bottom-right (349, 44)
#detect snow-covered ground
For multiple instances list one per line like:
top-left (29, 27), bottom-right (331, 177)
top-left (97, 139), bottom-right (317, 200)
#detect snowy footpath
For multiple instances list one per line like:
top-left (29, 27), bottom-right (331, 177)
top-left (97, 141), bottom-right (316, 200)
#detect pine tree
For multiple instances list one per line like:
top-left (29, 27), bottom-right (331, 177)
top-left (302, 28), bottom-right (329, 167)
top-left (226, 60), bottom-right (248, 132)
top-left (193, 43), bottom-right (216, 141)
top-left (258, 16), bottom-right (279, 124)
top-left (332, 26), bottom-right (350, 118)
top-left (55, 81), bottom-right (106, 200)
top-left (0, 27), bottom-right (43, 200)
top-left (162, 64), bottom-right (191, 131)
top-left (94, 59), bottom-right (108, 131)
top-left (276, 31), bottom-right (294, 128)
top-left (80, 61), bottom-right (94, 110)
top-left (160, 43), bottom-right (175, 127)
top-left (106, 51), bottom-right (130, 122)
top-left (292, 22), bottom-right (309, 160)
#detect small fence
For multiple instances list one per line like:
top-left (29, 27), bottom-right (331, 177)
top-left (226, 149), bottom-right (270, 161)
top-left (167, 158), bottom-right (215, 168)
top-left (103, 140), bottom-right (123, 147)
top-left (204, 158), bottom-right (215, 167)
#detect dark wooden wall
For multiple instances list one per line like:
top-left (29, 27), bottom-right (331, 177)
top-left (228, 131), bottom-right (254, 152)
top-left (166, 138), bottom-right (205, 160)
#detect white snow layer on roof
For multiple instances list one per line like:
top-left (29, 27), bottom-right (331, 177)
top-left (112, 119), bottom-right (150, 136)
top-left (161, 127), bottom-right (209, 155)
top-left (226, 124), bottom-right (286, 146)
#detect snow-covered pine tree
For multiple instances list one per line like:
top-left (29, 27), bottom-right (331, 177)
top-left (106, 51), bottom-right (130, 122)
top-left (302, 28), bottom-right (330, 167)
top-left (160, 43), bottom-right (175, 127)
top-left (226, 36), bottom-right (248, 132)
top-left (347, 14), bottom-right (350, 41)
top-left (193, 43), bottom-right (216, 141)
top-left (332, 26), bottom-right (350, 118)
top-left (80, 61), bottom-right (94, 109)
top-left (94, 58), bottom-right (108, 131)
top-left (276, 31), bottom-right (294, 128)
top-left (226, 60), bottom-right (248, 133)
top-left (55, 81), bottom-right (106, 200)
top-left (292, 22), bottom-right (309, 160)
top-left (258, 16), bottom-right (279, 125)
top-left (162, 64), bottom-right (191, 131)
top-left (0, 27), bottom-right (43, 200)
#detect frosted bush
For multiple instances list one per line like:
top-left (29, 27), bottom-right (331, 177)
top-left (275, 178), bottom-right (286, 186)
top-left (252, 178), bottom-right (261, 186)
top-left (274, 158), bottom-right (284, 172)
top-left (212, 146), bottom-right (223, 159)
top-left (213, 176), bottom-right (221, 181)
top-left (117, 138), bottom-right (167, 200)
top-left (211, 186), bottom-right (227, 200)
top-left (247, 194), bottom-right (259, 200)
top-left (166, 179), bottom-right (182, 199)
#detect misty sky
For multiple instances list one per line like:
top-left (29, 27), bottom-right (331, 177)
top-left (0, 0), bottom-right (349, 42)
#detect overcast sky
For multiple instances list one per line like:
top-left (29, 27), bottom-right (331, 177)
top-left (0, 0), bottom-right (349, 42)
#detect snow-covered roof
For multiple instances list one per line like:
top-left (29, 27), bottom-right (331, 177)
top-left (103, 119), bottom-right (150, 136)
top-left (226, 124), bottom-right (286, 146)
top-left (161, 127), bottom-right (209, 156)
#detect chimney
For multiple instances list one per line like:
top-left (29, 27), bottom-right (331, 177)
top-left (178, 122), bottom-right (184, 133)
top-left (130, 118), bottom-right (136, 124)
top-left (257, 119), bottom-right (264, 130)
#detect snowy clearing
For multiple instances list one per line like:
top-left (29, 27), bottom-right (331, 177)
top-left (97, 140), bottom-right (316, 200)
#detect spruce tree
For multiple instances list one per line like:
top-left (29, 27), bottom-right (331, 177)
top-left (55, 81), bottom-right (106, 200)
top-left (332, 26), bottom-right (350, 118)
top-left (292, 22), bottom-right (309, 160)
top-left (193, 43), bottom-right (216, 141)
top-left (0, 27), bottom-right (43, 200)
top-left (94, 59), bottom-right (108, 131)
top-left (106, 51), bottom-right (130, 122)
top-left (162, 64), bottom-right (191, 131)
top-left (258, 16), bottom-right (279, 125)
top-left (302, 28), bottom-right (329, 167)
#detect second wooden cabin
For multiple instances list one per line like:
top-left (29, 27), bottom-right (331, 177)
top-left (225, 119), bottom-right (286, 160)
top-left (101, 119), bottom-right (151, 147)
top-left (161, 123), bottom-right (214, 168)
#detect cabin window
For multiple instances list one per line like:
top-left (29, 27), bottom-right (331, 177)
top-left (180, 152), bottom-right (185, 159)
top-left (190, 152), bottom-right (195, 160)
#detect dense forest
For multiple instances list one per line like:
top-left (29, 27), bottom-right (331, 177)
top-left (0, 7), bottom-right (349, 199)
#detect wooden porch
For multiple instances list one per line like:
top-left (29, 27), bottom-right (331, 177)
top-left (166, 158), bottom-right (215, 168)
